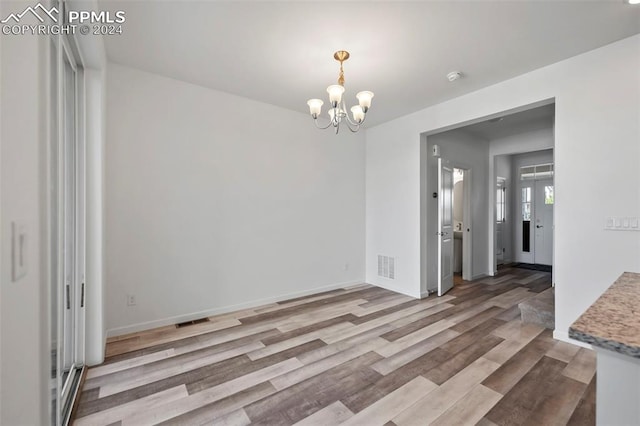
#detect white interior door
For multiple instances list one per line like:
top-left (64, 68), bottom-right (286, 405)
top-left (438, 159), bottom-right (454, 296)
top-left (534, 179), bottom-right (554, 265)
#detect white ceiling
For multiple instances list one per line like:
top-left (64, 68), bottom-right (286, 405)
top-left (459, 103), bottom-right (555, 141)
top-left (99, 1), bottom-right (640, 126)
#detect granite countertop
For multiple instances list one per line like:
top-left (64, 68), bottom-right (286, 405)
top-left (569, 272), bottom-right (640, 358)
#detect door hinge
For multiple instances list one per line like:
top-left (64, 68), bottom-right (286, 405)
top-left (80, 282), bottom-right (85, 308)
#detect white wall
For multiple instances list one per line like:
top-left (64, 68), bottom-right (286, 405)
top-left (0, 1), bottom-right (50, 422)
top-left (365, 35), bottom-right (640, 344)
top-left (106, 63), bottom-right (366, 335)
top-left (423, 130), bottom-right (490, 293)
top-left (367, 124), bottom-right (423, 298)
top-left (73, 0), bottom-right (108, 366)
top-left (85, 67), bottom-right (107, 365)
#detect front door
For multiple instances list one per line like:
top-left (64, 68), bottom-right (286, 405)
top-left (438, 159), bottom-right (454, 296)
top-left (534, 179), bottom-right (554, 265)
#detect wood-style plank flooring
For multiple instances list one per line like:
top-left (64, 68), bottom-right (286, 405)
top-left (74, 267), bottom-right (596, 425)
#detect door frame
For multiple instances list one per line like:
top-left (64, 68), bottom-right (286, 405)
top-left (53, 22), bottom-right (87, 426)
top-left (491, 150), bottom-right (555, 276)
top-left (419, 143), bottom-right (473, 296)
top-left (437, 159), bottom-right (473, 285)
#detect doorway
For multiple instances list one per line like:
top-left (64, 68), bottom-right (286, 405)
top-left (420, 101), bottom-right (554, 296)
top-left (439, 166), bottom-right (468, 296)
top-left (453, 168), bottom-right (466, 274)
top-left (434, 158), bottom-right (471, 297)
top-left (511, 156), bottom-right (554, 269)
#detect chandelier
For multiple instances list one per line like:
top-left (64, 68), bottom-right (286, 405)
top-left (306, 50), bottom-right (374, 134)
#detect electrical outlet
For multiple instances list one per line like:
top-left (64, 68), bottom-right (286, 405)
top-left (126, 294), bottom-right (136, 306)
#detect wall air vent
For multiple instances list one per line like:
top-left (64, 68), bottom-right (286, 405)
top-left (176, 317), bottom-right (210, 328)
top-left (377, 255), bottom-right (395, 279)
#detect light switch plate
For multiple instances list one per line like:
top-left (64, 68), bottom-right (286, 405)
top-left (605, 216), bottom-right (640, 231)
top-left (11, 222), bottom-right (27, 281)
top-left (605, 217), bottom-right (614, 228)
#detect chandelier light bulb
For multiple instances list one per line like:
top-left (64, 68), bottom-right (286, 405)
top-left (307, 99), bottom-right (323, 118)
top-left (351, 105), bottom-right (364, 123)
top-left (327, 85), bottom-right (345, 107)
top-left (356, 91), bottom-right (374, 112)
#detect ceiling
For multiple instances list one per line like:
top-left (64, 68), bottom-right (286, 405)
top-left (459, 103), bottom-right (555, 141)
top-left (99, 1), bottom-right (640, 126)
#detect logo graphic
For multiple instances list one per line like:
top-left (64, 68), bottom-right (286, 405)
top-left (1, 2), bottom-right (58, 24)
top-left (2, 2), bottom-right (125, 36)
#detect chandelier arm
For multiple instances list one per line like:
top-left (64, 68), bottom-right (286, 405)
top-left (313, 118), bottom-right (333, 130)
top-left (344, 121), bottom-right (360, 133)
top-left (343, 109), bottom-right (360, 127)
top-left (341, 100), bottom-right (366, 128)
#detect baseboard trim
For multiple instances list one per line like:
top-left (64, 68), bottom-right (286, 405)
top-left (106, 280), bottom-right (364, 338)
top-left (553, 330), bottom-right (593, 350)
top-left (369, 281), bottom-right (420, 299)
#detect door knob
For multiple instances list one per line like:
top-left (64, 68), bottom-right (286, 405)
top-left (536, 225), bottom-right (543, 228)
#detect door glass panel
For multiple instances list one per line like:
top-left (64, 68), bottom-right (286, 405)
top-left (520, 163), bottom-right (554, 180)
top-left (545, 185), bottom-right (554, 204)
top-left (520, 166), bottom-right (535, 180)
top-left (522, 187), bottom-right (531, 221)
top-left (523, 221), bottom-right (531, 252)
top-left (522, 186), bottom-right (532, 252)
top-left (443, 168), bottom-right (453, 226)
top-left (496, 188), bottom-right (505, 222)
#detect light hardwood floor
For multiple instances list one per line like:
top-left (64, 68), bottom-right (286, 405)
top-left (74, 267), bottom-right (595, 425)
